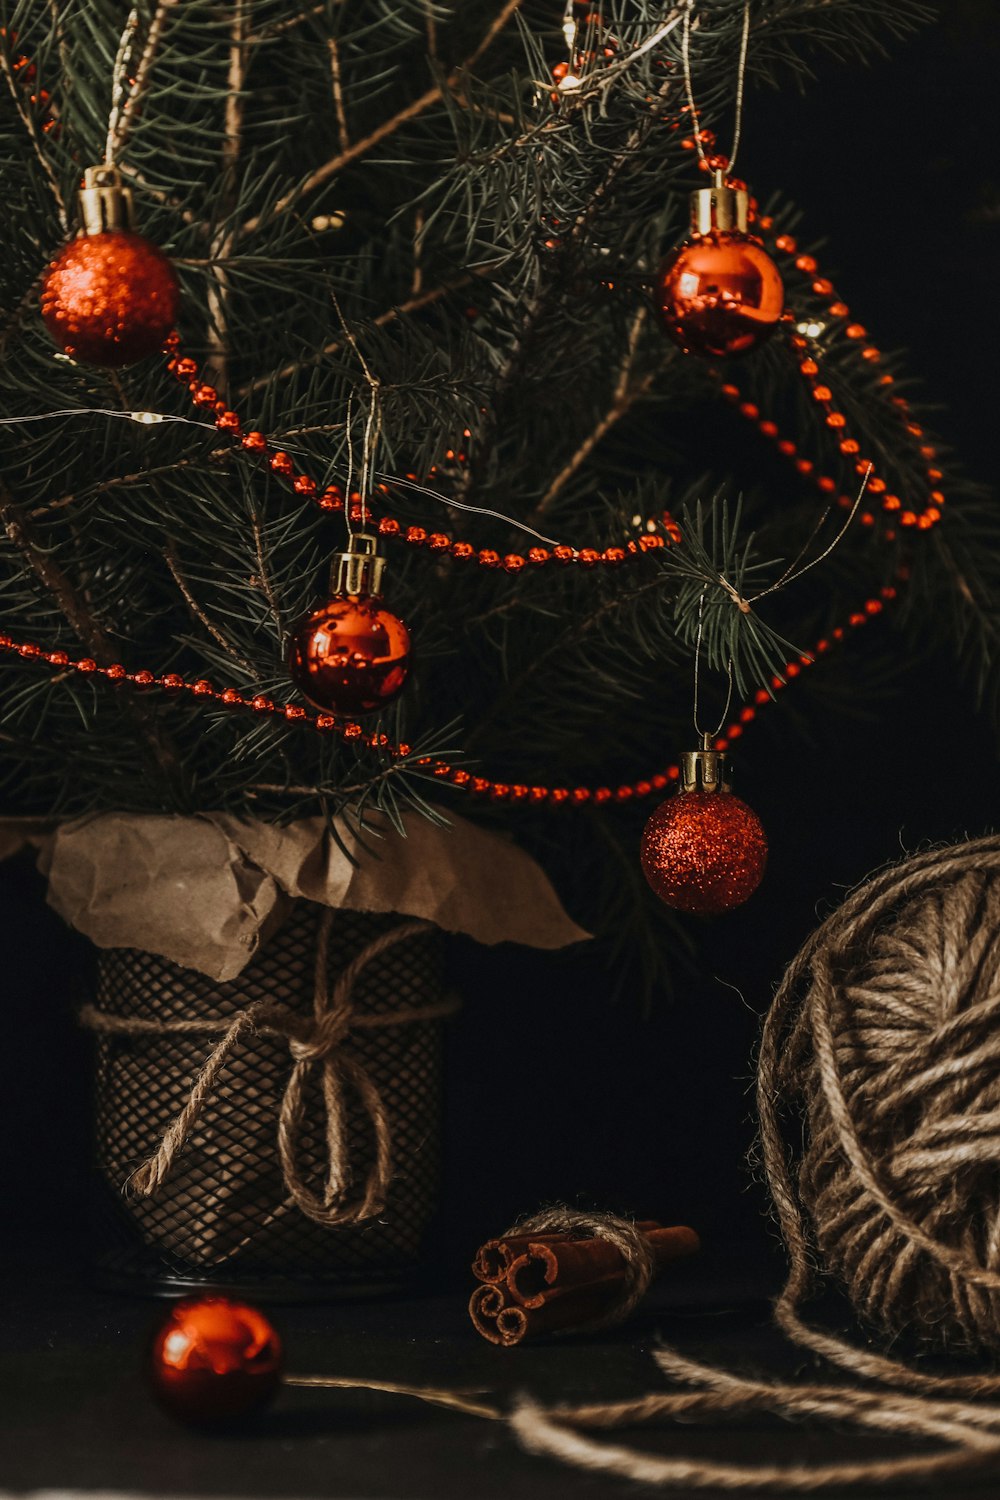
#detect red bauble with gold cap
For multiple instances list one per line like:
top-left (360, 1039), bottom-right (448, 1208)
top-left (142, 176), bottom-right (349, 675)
top-left (41, 166), bottom-right (179, 367)
top-left (148, 1296), bottom-right (283, 1427)
top-left (655, 173), bottom-right (784, 359)
top-left (640, 743), bottom-right (767, 914)
top-left (289, 534), bottom-right (411, 715)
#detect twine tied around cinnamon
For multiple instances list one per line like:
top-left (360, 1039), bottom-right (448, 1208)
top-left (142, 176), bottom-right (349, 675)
top-left (510, 1206), bottom-right (658, 1332)
top-left (80, 910), bottom-right (458, 1228)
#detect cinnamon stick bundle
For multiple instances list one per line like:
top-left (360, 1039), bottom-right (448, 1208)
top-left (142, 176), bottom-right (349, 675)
top-left (469, 1220), bottom-right (699, 1346)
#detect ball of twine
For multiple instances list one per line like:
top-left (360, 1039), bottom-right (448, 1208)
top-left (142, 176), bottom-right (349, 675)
top-left (761, 833), bottom-right (1000, 1357)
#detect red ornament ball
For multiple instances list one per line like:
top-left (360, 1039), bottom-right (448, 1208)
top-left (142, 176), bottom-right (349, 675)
top-left (41, 230), bottom-right (179, 366)
top-left (654, 232), bottom-right (784, 358)
top-left (289, 595), bottom-right (411, 714)
top-left (640, 789), bottom-right (767, 914)
top-left (148, 1297), bottom-right (283, 1427)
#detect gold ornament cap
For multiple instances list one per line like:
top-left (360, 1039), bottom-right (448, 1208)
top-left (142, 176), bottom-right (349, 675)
top-left (679, 734), bottom-right (733, 794)
top-left (77, 165), bottom-right (137, 235)
top-left (329, 532), bottom-right (386, 598)
top-left (690, 169), bottom-right (749, 237)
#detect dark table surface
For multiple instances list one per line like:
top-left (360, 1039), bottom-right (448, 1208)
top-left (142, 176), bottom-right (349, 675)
top-left (3, 1261), bottom-right (998, 1500)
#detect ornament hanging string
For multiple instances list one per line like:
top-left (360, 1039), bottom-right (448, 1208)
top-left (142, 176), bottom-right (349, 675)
top-left (692, 589), bottom-right (734, 745)
top-left (681, 0), bottom-right (751, 175)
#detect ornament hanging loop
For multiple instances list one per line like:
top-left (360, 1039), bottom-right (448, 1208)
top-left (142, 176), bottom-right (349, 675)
top-left (680, 0), bottom-right (752, 179)
top-left (77, 165), bottom-right (136, 236)
top-left (690, 170), bottom-right (749, 236)
top-left (679, 741), bottom-right (733, 795)
top-left (329, 532), bottom-right (386, 600)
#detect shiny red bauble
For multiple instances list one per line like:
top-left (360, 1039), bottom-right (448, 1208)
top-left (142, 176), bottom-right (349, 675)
top-left (640, 789), bottom-right (768, 914)
top-left (654, 232), bottom-right (784, 359)
top-left (288, 594), bottom-right (411, 714)
top-left (148, 1297), bottom-right (283, 1427)
top-left (41, 230), bottom-right (179, 366)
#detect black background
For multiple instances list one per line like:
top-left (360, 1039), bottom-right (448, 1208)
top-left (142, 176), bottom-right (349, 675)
top-left (2, 4), bottom-right (999, 1299)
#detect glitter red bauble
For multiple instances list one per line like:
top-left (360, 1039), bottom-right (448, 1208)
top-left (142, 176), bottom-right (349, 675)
top-left (148, 1297), bottom-right (283, 1427)
top-left (288, 595), bottom-right (411, 714)
top-left (640, 789), bottom-right (768, 914)
top-left (41, 230), bottom-right (179, 366)
top-left (654, 232), bottom-right (784, 358)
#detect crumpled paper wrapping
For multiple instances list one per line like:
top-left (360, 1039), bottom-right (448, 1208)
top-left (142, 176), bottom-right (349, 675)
top-left (3, 805), bottom-right (589, 978)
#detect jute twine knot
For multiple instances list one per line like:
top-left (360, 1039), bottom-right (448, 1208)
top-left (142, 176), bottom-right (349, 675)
top-left (80, 910), bottom-right (458, 1228)
top-left (512, 1206), bottom-right (656, 1333)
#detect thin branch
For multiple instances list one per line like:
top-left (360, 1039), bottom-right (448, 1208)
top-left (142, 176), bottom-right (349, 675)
top-left (0, 482), bottom-right (114, 659)
top-left (204, 0), bottom-right (250, 392)
top-left (327, 35), bottom-right (350, 153)
top-left (533, 309), bottom-right (654, 518)
top-left (163, 542), bottom-right (256, 674)
top-left (0, 43), bottom-right (67, 232)
top-left (250, 511), bottom-right (284, 638)
top-left (242, 0), bottom-right (523, 235)
top-left (112, 0), bottom-right (181, 160)
top-left (421, 0), bottom-right (438, 60)
top-left (237, 272), bottom-right (485, 396)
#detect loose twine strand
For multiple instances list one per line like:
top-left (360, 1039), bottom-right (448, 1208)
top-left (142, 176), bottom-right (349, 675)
top-left (80, 910), bottom-right (458, 1227)
top-left (508, 836), bottom-right (1000, 1489)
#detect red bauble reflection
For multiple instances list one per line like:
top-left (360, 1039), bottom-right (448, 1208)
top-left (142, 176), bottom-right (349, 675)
top-left (148, 1297), bottom-right (283, 1427)
top-left (640, 789), bottom-right (767, 914)
top-left (654, 232), bottom-right (784, 358)
top-left (289, 595), bottom-right (411, 714)
top-left (41, 230), bottom-right (179, 366)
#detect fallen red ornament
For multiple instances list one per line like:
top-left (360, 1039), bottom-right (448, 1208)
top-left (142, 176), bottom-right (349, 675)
top-left (148, 1296), bottom-right (283, 1427)
top-left (655, 172), bottom-right (783, 359)
top-left (289, 533), bottom-right (411, 714)
top-left (40, 165), bottom-right (178, 367)
top-left (640, 744), bottom-right (767, 914)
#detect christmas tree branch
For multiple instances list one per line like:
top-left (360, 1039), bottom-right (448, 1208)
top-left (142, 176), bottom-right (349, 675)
top-left (327, 35), bottom-right (350, 154)
top-left (533, 308), bottom-right (655, 518)
top-left (204, 0), bottom-right (250, 393)
top-left (238, 272), bottom-right (486, 396)
top-left (0, 41), bottom-right (67, 233)
top-left (241, 0), bottom-right (523, 236)
top-left (112, 0), bottom-right (181, 160)
top-left (163, 541), bottom-right (256, 675)
top-left (0, 481), bottom-right (114, 659)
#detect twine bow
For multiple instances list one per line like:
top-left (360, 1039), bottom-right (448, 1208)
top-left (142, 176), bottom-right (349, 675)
top-left (80, 912), bottom-right (458, 1227)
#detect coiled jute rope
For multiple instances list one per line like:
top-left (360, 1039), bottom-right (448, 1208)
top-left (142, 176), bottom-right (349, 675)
top-left (81, 909), bottom-right (458, 1228)
top-left (509, 836), bottom-right (1000, 1489)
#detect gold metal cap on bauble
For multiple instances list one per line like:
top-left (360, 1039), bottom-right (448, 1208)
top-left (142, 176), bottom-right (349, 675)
top-left (678, 734), bottom-right (733, 794)
top-left (77, 165), bottom-right (137, 236)
top-left (690, 169), bottom-right (749, 237)
top-left (329, 532), bottom-right (386, 598)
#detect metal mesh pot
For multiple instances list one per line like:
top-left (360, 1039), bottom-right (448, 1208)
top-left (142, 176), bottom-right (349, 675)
top-left (88, 902), bottom-right (446, 1299)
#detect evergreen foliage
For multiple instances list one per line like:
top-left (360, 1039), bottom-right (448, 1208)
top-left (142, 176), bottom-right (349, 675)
top-left (0, 0), bottom-right (996, 984)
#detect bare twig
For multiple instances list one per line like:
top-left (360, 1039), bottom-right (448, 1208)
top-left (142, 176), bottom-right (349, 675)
top-left (164, 542), bottom-right (257, 674)
top-left (205, 0), bottom-right (250, 392)
top-left (237, 272), bottom-right (485, 396)
top-left (250, 511), bottom-right (284, 637)
top-left (327, 36), bottom-right (350, 152)
top-left (112, 0), bottom-right (181, 159)
top-left (0, 43), bottom-right (67, 231)
top-left (242, 0), bottom-right (522, 235)
top-left (534, 309), bottom-right (654, 518)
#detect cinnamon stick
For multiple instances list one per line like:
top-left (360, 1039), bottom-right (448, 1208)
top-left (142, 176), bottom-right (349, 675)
top-left (469, 1220), bottom-right (699, 1346)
